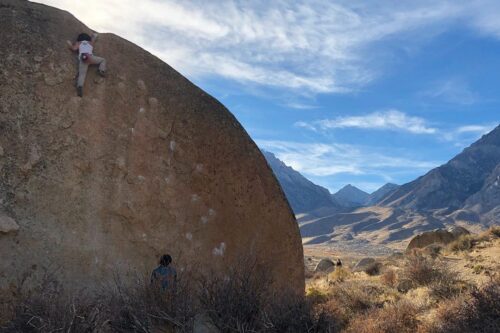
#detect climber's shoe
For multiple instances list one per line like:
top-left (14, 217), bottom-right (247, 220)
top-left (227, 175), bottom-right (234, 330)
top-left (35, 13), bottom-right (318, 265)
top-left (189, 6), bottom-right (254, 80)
top-left (77, 86), bottom-right (83, 97)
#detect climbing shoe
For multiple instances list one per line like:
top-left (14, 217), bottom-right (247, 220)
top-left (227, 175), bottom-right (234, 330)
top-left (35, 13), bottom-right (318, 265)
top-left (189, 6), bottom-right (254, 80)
top-left (98, 70), bottom-right (106, 78)
top-left (77, 86), bottom-right (83, 97)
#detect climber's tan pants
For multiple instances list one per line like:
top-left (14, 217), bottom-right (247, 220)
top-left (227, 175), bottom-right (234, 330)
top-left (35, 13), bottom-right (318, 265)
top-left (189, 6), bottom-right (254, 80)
top-left (77, 55), bottom-right (106, 87)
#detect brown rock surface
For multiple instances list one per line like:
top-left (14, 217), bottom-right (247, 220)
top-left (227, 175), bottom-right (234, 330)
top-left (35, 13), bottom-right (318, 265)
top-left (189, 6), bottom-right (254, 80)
top-left (406, 229), bottom-right (456, 252)
top-left (0, 0), bottom-right (303, 294)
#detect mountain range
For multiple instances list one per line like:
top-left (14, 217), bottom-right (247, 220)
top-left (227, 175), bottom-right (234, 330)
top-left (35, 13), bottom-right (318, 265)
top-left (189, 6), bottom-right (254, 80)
top-left (264, 124), bottom-right (500, 247)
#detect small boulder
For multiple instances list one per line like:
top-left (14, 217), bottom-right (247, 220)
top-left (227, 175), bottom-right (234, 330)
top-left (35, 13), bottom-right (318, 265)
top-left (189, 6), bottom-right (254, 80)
top-left (314, 258), bottom-right (335, 273)
top-left (0, 213), bottom-right (19, 234)
top-left (353, 257), bottom-right (377, 272)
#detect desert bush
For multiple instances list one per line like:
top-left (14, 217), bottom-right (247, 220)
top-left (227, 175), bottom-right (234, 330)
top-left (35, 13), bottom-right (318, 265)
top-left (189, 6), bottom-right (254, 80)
top-left (447, 234), bottom-right (476, 252)
top-left (381, 269), bottom-right (397, 288)
top-left (425, 277), bottom-right (500, 333)
top-left (488, 226), bottom-right (500, 238)
top-left (329, 267), bottom-right (350, 282)
top-left (402, 253), bottom-right (462, 298)
top-left (306, 287), bottom-right (329, 304)
top-left (327, 280), bottom-right (399, 323)
top-left (2, 272), bottom-right (197, 333)
top-left (262, 293), bottom-right (337, 333)
top-left (472, 264), bottom-right (484, 274)
top-left (345, 300), bottom-right (420, 333)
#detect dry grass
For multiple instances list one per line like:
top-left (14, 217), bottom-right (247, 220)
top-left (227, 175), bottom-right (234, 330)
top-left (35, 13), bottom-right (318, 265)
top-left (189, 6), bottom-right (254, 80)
top-left (3, 236), bottom-right (499, 332)
top-left (345, 300), bottom-right (420, 333)
top-left (424, 277), bottom-right (500, 333)
top-left (488, 226), bottom-right (500, 238)
top-left (447, 234), bottom-right (477, 252)
top-left (328, 267), bottom-right (350, 283)
top-left (381, 269), bottom-right (397, 288)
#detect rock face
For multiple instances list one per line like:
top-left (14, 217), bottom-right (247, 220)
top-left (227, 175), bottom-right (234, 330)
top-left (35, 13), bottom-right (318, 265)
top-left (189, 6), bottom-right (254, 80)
top-left (263, 151), bottom-right (339, 214)
top-left (0, 0), bottom-right (303, 294)
top-left (406, 230), bottom-right (456, 252)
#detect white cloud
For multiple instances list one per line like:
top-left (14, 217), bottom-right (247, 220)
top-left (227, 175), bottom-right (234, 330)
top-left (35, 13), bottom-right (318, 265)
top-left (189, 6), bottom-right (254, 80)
top-left (298, 110), bottom-right (437, 134)
top-left (33, 0), bottom-right (500, 95)
top-left (422, 78), bottom-right (479, 105)
top-left (456, 125), bottom-right (494, 133)
top-left (257, 139), bottom-right (440, 178)
top-left (442, 123), bottom-right (497, 143)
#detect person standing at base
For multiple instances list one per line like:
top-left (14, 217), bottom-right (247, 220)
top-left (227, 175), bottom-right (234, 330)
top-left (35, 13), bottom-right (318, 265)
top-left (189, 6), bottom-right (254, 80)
top-left (151, 254), bottom-right (177, 291)
top-left (67, 32), bottom-right (106, 97)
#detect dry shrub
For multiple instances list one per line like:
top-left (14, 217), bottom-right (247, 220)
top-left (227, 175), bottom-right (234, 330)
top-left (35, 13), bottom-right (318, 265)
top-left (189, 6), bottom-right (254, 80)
top-left (447, 235), bottom-right (476, 252)
top-left (2, 271), bottom-right (197, 333)
top-left (198, 260), bottom-right (270, 332)
top-left (488, 226), bottom-right (500, 238)
top-left (402, 253), bottom-right (462, 299)
top-left (326, 279), bottom-right (399, 328)
top-left (345, 300), bottom-right (420, 333)
top-left (262, 293), bottom-right (336, 333)
top-left (199, 258), bottom-right (337, 332)
top-left (306, 287), bottom-right (329, 304)
top-left (425, 277), bottom-right (500, 333)
top-left (381, 269), bottom-right (397, 288)
top-left (329, 267), bottom-right (350, 282)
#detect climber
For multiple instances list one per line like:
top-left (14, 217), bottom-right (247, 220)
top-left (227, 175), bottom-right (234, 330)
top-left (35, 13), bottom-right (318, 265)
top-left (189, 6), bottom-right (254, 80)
top-left (151, 254), bottom-right (177, 291)
top-left (66, 32), bottom-right (106, 97)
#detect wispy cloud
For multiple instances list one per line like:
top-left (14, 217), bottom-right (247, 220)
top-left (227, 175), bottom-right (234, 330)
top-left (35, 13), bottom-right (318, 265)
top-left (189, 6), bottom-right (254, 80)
top-left (422, 78), bottom-right (479, 105)
top-left (257, 140), bottom-right (441, 179)
top-left (442, 123), bottom-right (497, 144)
top-left (297, 110), bottom-right (437, 134)
top-left (34, 0), bottom-right (500, 96)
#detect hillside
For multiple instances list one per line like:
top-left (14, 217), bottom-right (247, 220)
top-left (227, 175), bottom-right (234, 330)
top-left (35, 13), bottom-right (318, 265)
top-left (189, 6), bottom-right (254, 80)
top-left (332, 184), bottom-right (369, 207)
top-left (366, 183), bottom-right (399, 205)
top-left (380, 125), bottom-right (500, 214)
top-left (300, 125), bottom-right (500, 249)
top-left (263, 150), bottom-right (339, 213)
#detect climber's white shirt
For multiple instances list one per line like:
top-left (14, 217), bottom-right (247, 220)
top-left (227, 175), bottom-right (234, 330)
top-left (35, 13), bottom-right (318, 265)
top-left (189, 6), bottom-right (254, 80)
top-left (78, 41), bottom-right (93, 55)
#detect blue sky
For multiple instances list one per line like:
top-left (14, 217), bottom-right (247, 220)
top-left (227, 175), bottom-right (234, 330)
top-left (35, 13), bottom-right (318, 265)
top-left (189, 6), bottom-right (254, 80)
top-left (36, 0), bottom-right (499, 193)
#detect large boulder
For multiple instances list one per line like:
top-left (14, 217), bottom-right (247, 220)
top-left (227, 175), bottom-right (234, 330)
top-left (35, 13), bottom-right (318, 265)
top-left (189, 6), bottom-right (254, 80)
top-left (406, 229), bottom-right (456, 252)
top-left (0, 0), bottom-right (304, 294)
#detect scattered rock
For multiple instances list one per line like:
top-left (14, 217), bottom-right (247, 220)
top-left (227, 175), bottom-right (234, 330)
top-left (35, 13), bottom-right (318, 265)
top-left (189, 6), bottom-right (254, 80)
top-left (352, 257), bottom-right (377, 272)
top-left (0, 213), bottom-right (19, 234)
top-left (314, 258), bottom-right (335, 273)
